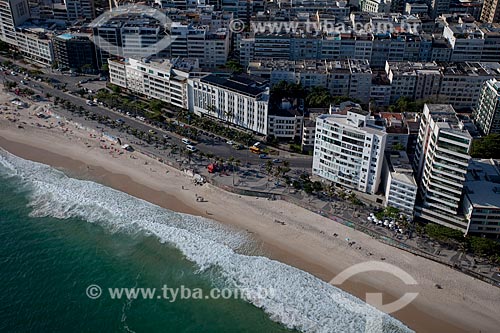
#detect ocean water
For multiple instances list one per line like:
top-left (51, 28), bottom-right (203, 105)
top-left (0, 149), bottom-right (412, 333)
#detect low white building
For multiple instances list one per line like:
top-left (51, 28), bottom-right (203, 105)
top-left (302, 119), bottom-right (316, 152)
top-left (313, 105), bottom-right (387, 194)
top-left (108, 57), bottom-right (203, 109)
top-left (383, 151), bottom-right (417, 215)
top-left (188, 74), bottom-right (270, 135)
top-left (267, 97), bottom-right (304, 140)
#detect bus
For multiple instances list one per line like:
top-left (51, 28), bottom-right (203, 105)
top-left (250, 146), bottom-right (261, 154)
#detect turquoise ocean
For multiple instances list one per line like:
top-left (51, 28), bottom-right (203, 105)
top-left (0, 149), bottom-right (412, 332)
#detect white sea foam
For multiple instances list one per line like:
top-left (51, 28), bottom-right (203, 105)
top-left (0, 149), bottom-right (413, 333)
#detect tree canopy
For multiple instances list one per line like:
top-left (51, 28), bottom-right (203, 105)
top-left (470, 134), bottom-right (500, 158)
top-left (388, 97), bottom-right (425, 113)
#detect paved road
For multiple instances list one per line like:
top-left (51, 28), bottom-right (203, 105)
top-left (0, 61), bottom-right (312, 170)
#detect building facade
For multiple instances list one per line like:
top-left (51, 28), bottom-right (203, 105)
top-left (313, 106), bottom-right (387, 194)
top-left (383, 150), bottom-right (417, 215)
top-left (414, 104), bottom-right (472, 231)
top-left (54, 32), bottom-right (96, 71)
top-left (463, 159), bottom-right (500, 238)
top-left (108, 57), bottom-right (202, 109)
top-left (188, 74), bottom-right (270, 135)
top-left (474, 78), bottom-right (500, 135)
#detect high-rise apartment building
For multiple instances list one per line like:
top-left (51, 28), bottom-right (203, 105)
top-left (0, 0), bottom-right (29, 45)
top-left (474, 79), bottom-right (500, 135)
top-left (313, 105), bottom-right (387, 194)
top-left (414, 104), bottom-right (472, 231)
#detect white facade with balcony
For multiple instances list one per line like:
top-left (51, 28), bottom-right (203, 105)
top-left (313, 108), bottom-right (387, 194)
top-left (108, 57), bottom-right (201, 109)
top-left (414, 104), bottom-right (472, 231)
top-left (188, 74), bottom-right (269, 135)
top-left (383, 151), bottom-right (417, 215)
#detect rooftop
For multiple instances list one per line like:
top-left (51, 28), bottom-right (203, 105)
top-left (386, 151), bottom-right (417, 186)
top-left (200, 74), bottom-right (269, 97)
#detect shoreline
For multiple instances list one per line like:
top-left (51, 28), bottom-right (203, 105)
top-left (1, 106), bottom-right (499, 332)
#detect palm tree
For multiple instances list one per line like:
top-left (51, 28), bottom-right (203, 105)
top-left (224, 109), bottom-right (234, 128)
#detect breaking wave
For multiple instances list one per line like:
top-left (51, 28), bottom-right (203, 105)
top-left (0, 149), bottom-right (412, 333)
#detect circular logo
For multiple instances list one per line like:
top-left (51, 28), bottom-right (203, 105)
top-left (86, 284), bottom-right (102, 299)
top-left (229, 19), bottom-right (245, 34)
top-left (328, 261), bottom-right (419, 332)
top-left (89, 4), bottom-right (176, 58)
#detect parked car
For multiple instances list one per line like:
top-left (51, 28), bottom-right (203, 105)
top-left (259, 154), bottom-right (268, 159)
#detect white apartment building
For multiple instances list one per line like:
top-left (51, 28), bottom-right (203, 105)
top-left (108, 59), bottom-right (127, 87)
top-left (65, 0), bottom-right (95, 20)
top-left (239, 36), bottom-right (255, 67)
top-left (188, 74), bottom-right (270, 135)
top-left (169, 22), bottom-right (230, 68)
top-left (313, 106), bottom-right (387, 194)
top-left (385, 61), bottom-right (500, 109)
top-left (0, 0), bottom-right (29, 45)
top-left (474, 78), bottom-right (500, 135)
top-left (385, 61), bottom-right (442, 103)
top-left (383, 151), bottom-right (417, 215)
top-left (247, 59), bottom-right (373, 103)
top-left (463, 159), bottom-right (500, 239)
top-left (15, 28), bottom-right (54, 65)
top-left (361, 0), bottom-right (392, 13)
top-left (267, 98), bottom-right (304, 140)
top-left (440, 62), bottom-right (500, 110)
top-left (108, 57), bottom-right (202, 109)
top-left (302, 119), bottom-right (316, 152)
top-left (443, 23), bottom-right (485, 62)
top-left (414, 104), bottom-right (472, 231)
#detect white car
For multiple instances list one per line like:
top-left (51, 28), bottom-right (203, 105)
top-left (186, 145), bottom-right (197, 152)
top-left (226, 140), bottom-right (234, 145)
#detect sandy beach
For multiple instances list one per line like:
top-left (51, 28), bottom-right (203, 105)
top-left (1, 94), bottom-right (499, 332)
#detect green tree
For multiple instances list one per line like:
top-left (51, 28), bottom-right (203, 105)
top-left (149, 99), bottom-right (164, 113)
top-left (425, 224), bottom-right (464, 243)
top-left (312, 181), bottom-right (323, 192)
top-left (225, 60), bottom-right (243, 73)
top-left (467, 236), bottom-right (500, 256)
top-left (305, 87), bottom-right (333, 108)
top-left (471, 134), bottom-right (500, 158)
top-left (303, 181), bottom-right (313, 194)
